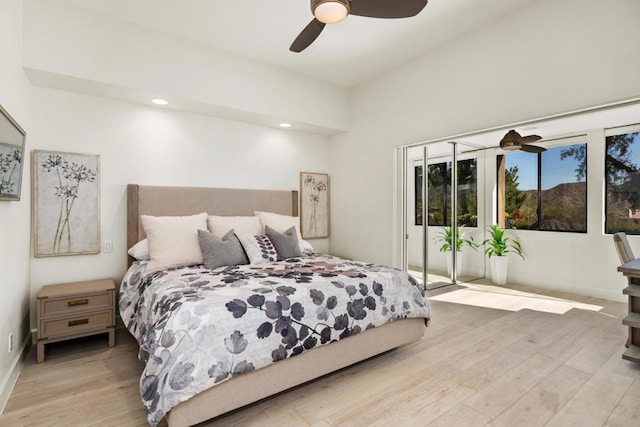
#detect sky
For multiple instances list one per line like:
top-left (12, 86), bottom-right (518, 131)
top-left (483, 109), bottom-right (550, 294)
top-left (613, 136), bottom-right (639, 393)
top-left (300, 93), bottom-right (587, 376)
top-left (506, 135), bottom-right (640, 191)
top-left (505, 146), bottom-right (582, 191)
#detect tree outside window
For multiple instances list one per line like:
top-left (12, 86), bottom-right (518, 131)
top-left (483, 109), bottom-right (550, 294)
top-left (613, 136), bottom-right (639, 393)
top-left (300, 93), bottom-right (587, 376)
top-left (504, 165), bottom-right (528, 227)
top-left (415, 159), bottom-right (477, 227)
top-left (605, 131), bottom-right (640, 234)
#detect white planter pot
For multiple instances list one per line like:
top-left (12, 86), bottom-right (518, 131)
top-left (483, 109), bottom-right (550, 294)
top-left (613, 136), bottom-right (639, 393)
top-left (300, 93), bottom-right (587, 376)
top-left (490, 256), bottom-right (509, 285)
top-left (446, 252), bottom-right (463, 277)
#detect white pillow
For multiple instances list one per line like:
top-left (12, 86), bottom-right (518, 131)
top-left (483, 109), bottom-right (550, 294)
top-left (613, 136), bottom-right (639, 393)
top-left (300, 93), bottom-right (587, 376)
top-left (141, 212), bottom-right (208, 273)
top-left (254, 211), bottom-right (303, 251)
top-left (301, 239), bottom-right (314, 253)
top-left (128, 239), bottom-right (149, 261)
top-left (207, 215), bottom-right (262, 238)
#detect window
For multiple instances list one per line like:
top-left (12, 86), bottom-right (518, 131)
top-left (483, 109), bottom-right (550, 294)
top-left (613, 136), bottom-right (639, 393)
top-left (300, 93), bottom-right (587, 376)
top-left (605, 130), bottom-right (640, 234)
top-left (415, 158), bottom-right (477, 227)
top-left (426, 162), bottom-right (447, 225)
top-left (498, 143), bottom-right (587, 232)
top-left (414, 165), bottom-right (423, 226)
top-left (501, 152), bottom-right (537, 229)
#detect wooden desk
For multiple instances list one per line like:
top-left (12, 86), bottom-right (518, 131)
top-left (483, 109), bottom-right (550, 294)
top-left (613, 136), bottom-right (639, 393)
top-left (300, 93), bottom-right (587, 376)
top-left (618, 258), bottom-right (640, 363)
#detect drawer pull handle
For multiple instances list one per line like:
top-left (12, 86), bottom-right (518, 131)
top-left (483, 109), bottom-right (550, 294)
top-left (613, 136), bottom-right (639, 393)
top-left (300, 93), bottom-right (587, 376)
top-left (68, 318), bottom-right (89, 327)
top-left (68, 299), bottom-right (89, 307)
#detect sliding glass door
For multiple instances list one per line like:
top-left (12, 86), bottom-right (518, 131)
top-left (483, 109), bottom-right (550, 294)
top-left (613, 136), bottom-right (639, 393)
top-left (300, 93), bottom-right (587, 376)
top-left (398, 141), bottom-right (485, 290)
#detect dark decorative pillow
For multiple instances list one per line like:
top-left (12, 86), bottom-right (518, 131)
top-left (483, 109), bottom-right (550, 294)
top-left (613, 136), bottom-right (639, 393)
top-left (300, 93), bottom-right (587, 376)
top-left (265, 225), bottom-right (303, 260)
top-left (236, 233), bottom-right (278, 264)
top-left (198, 229), bottom-right (249, 269)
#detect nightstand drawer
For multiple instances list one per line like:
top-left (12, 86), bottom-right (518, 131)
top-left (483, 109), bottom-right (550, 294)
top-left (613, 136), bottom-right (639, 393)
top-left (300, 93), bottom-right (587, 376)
top-left (40, 291), bottom-right (113, 317)
top-left (39, 310), bottom-right (113, 339)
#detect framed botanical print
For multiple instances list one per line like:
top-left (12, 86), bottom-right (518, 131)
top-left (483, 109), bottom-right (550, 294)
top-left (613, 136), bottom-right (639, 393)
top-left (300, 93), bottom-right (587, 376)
top-left (33, 150), bottom-right (100, 257)
top-left (0, 104), bottom-right (26, 201)
top-left (300, 172), bottom-right (329, 239)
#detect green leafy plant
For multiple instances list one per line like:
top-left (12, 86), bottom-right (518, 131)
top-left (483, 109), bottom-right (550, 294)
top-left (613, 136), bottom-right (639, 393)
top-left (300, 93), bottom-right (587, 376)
top-left (482, 225), bottom-right (524, 259)
top-left (434, 226), bottom-right (479, 252)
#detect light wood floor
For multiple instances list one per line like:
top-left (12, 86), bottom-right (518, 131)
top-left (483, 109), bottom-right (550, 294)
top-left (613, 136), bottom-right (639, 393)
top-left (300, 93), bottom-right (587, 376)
top-left (2, 280), bottom-right (640, 426)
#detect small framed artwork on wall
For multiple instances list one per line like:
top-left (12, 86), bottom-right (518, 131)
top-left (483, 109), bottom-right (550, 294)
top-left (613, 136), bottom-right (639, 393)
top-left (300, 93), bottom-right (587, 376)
top-left (0, 104), bottom-right (26, 201)
top-left (32, 150), bottom-right (100, 257)
top-left (300, 172), bottom-right (329, 239)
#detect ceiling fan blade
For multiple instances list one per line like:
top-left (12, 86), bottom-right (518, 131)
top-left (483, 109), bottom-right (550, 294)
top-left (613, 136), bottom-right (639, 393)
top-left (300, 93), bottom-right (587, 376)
top-left (349, 0), bottom-right (428, 19)
top-left (290, 19), bottom-right (326, 52)
top-left (519, 134), bottom-right (542, 143)
top-left (521, 144), bottom-right (546, 153)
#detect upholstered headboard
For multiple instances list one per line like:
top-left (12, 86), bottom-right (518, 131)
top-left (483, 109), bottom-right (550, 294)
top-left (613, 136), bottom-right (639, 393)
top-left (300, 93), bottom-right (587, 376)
top-left (127, 184), bottom-right (299, 265)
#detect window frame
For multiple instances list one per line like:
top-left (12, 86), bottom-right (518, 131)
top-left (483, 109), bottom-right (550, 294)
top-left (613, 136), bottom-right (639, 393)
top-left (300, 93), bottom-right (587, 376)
top-left (496, 136), bottom-right (588, 233)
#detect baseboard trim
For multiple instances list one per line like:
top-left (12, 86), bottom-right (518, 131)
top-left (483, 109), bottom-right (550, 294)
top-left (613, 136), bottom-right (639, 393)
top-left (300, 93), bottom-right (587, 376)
top-left (0, 333), bottom-right (32, 414)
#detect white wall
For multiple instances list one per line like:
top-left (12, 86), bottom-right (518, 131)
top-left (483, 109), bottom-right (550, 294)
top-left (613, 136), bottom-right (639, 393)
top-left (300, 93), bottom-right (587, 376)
top-left (0, 0), bottom-right (32, 410)
top-left (330, 0), bottom-right (640, 301)
top-left (27, 87), bottom-right (331, 325)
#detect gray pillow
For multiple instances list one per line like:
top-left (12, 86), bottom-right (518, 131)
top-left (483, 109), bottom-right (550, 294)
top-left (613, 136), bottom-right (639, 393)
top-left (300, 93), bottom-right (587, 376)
top-left (198, 229), bottom-right (249, 269)
top-left (265, 225), bottom-right (303, 260)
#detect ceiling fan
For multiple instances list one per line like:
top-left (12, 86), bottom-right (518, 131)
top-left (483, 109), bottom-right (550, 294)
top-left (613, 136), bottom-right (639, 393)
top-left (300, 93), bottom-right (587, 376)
top-left (499, 129), bottom-right (546, 153)
top-left (290, 0), bottom-right (429, 53)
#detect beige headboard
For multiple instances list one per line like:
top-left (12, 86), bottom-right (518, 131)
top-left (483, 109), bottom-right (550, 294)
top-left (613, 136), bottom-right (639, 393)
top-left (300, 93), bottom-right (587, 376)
top-left (127, 184), bottom-right (299, 265)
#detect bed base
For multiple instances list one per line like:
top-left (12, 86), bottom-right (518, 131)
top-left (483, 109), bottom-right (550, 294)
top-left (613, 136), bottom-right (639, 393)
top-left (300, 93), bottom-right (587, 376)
top-left (166, 317), bottom-right (425, 427)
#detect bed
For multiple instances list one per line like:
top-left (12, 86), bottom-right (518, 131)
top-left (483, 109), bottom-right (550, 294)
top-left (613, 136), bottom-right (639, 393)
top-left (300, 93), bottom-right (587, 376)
top-left (121, 184), bottom-right (430, 427)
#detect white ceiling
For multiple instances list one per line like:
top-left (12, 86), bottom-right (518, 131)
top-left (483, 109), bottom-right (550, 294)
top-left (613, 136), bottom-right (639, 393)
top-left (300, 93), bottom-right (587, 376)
top-left (57, 0), bottom-right (540, 88)
top-left (40, 0), bottom-right (640, 143)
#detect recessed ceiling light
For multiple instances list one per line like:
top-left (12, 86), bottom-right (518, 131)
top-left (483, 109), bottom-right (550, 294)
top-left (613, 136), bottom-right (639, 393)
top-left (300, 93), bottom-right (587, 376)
top-left (279, 123), bottom-right (292, 128)
top-left (151, 98), bottom-right (168, 105)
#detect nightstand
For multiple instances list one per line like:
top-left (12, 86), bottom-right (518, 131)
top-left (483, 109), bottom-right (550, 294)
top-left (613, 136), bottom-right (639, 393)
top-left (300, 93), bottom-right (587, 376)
top-left (36, 279), bottom-right (116, 363)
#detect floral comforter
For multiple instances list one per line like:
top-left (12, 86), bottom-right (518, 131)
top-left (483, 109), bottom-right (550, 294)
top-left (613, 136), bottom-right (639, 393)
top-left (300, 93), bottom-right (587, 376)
top-left (119, 253), bottom-right (430, 425)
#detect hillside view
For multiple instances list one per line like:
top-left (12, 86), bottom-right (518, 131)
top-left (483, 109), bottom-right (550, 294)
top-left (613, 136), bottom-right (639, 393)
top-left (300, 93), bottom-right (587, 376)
top-left (507, 180), bottom-right (640, 233)
top-left (506, 182), bottom-right (587, 231)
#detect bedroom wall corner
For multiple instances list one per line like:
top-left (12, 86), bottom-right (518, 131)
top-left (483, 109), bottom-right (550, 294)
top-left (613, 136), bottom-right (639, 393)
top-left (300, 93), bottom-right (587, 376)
top-left (0, 0), bottom-right (34, 412)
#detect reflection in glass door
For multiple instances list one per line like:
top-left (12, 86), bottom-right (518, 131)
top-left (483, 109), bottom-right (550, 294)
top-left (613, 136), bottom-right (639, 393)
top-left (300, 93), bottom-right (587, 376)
top-left (400, 141), bottom-right (485, 290)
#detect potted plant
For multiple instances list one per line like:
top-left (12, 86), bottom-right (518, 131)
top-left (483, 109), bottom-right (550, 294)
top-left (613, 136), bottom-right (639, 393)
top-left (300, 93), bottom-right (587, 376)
top-left (434, 226), bottom-right (478, 276)
top-left (482, 225), bottom-right (524, 285)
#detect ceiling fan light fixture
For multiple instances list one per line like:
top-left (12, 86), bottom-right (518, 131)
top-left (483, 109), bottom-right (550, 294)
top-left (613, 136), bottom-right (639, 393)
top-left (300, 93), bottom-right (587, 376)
top-left (501, 142), bottom-right (520, 151)
top-left (312, 0), bottom-right (349, 24)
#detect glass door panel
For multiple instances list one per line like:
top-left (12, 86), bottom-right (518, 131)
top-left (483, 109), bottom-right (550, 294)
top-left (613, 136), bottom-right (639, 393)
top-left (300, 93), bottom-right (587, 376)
top-left (455, 142), bottom-right (485, 283)
top-left (402, 141), bottom-right (485, 290)
top-left (405, 145), bottom-right (426, 288)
